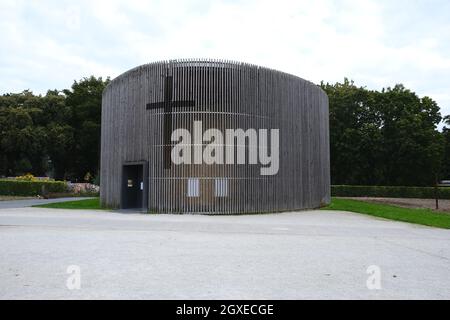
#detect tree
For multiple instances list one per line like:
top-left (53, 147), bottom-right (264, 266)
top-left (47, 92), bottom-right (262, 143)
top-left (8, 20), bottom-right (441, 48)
top-left (63, 76), bottom-right (110, 181)
top-left (0, 77), bottom-right (109, 180)
top-left (442, 115), bottom-right (450, 180)
top-left (376, 86), bottom-right (444, 186)
top-left (321, 80), bottom-right (444, 186)
top-left (41, 90), bottom-right (74, 180)
top-left (0, 92), bottom-right (48, 176)
top-left (321, 79), bottom-right (385, 185)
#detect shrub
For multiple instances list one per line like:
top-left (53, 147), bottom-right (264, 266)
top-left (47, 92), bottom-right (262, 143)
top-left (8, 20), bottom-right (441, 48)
top-left (15, 173), bottom-right (38, 182)
top-left (67, 182), bottom-right (99, 196)
top-left (331, 185), bottom-right (450, 200)
top-left (93, 174), bottom-right (100, 186)
top-left (0, 179), bottom-right (68, 196)
top-left (84, 172), bottom-right (93, 183)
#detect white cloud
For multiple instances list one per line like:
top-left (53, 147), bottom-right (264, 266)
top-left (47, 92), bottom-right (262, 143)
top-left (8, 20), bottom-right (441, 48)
top-left (0, 0), bottom-right (449, 122)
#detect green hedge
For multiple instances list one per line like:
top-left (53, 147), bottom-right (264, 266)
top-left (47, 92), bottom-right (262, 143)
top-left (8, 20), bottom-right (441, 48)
top-left (0, 179), bottom-right (68, 196)
top-left (332, 185), bottom-right (450, 200)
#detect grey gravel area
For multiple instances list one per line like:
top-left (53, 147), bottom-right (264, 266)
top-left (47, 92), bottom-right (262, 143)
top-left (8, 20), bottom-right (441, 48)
top-left (0, 207), bottom-right (449, 299)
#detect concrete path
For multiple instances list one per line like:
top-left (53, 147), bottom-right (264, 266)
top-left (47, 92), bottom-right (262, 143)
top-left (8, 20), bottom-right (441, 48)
top-left (0, 207), bottom-right (449, 299)
top-left (0, 197), bottom-right (91, 209)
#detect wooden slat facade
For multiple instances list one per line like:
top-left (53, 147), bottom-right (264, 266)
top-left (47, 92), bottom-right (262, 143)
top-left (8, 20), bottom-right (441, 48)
top-left (100, 59), bottom-right (330, 214)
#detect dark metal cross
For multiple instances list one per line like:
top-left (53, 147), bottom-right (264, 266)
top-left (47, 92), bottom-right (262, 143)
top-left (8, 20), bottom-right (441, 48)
top-left (146, 72), bottom-right (195, 169)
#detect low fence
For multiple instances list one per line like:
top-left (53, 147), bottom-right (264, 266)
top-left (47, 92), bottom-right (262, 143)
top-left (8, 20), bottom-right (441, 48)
top-left (2, 180), bottom-right (448, 200)
top-left (332, 185), bottom-right (450, 200)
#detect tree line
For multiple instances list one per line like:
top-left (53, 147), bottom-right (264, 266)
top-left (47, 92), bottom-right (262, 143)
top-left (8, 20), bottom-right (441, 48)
top-left (0, 76), bottom-right (449, 186)
top-left (322, 79), bottom-right (450, 186)
top-left (0, 76), bottom-right (109, 182)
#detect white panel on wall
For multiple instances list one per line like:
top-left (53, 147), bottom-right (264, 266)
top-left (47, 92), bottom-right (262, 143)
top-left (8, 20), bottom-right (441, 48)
top-left (187, 178), bottom-right (200, 197)
top-left (215, 178), bottom-right (228, 197)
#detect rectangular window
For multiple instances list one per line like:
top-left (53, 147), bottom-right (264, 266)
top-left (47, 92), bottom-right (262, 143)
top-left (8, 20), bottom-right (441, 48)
top-left (215, 178), bottom-right (228, 197)
top-left (187, 178), bottom-right (199, 197)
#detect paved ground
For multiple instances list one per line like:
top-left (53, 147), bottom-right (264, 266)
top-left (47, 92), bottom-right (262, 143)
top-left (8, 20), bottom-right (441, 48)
top-left (343, 197), bottom-right (450, 212)
top-left (0, 197), bottom-right (90, 209)
top-left (0, 207), bottom-right (449, 300)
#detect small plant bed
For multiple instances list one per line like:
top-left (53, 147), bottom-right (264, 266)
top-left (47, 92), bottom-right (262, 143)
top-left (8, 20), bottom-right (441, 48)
top-left (33, 198), bottom-right (104, 210)
top-left (322, 198), bottom-right (450, 229)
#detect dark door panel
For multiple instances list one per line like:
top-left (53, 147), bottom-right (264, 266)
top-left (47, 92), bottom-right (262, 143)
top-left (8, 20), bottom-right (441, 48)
top-left (121, 164), bottom-right (144, 209)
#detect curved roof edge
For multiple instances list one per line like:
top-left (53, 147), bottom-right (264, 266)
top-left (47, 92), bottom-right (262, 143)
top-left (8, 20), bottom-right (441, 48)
top-left (103, 58), bottom-right (327, 97)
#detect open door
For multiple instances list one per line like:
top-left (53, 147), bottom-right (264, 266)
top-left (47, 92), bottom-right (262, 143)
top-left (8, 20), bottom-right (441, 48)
top-left (121, 163), bottom-right (147, 210)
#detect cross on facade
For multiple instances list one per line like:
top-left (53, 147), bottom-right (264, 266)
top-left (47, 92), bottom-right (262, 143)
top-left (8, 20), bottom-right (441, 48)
top-left (146, 71), bottom-right (195, 169)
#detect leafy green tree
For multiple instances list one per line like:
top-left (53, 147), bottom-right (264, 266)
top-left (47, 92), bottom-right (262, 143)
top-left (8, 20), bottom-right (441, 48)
top-left (63, 76), bottom-right (110, 181)
top-left (322, 80), bottom-right (444, 186)
top-left (376, 86), bottom-right (444, 186)
top-left (0, 92), bottom-right (48, 176)
top-left (442, 115), bottom-right (450, 180)
top-left (42, 90), bottom-right (74, 180)
top-left (0, 77), bottom-right (108, 181)
top-left (321, 79), bottom-right (385, 185)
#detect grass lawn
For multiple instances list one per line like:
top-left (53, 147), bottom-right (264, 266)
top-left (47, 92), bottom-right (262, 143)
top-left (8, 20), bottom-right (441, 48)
top-left (322, 197), bottom-right (450, 229)
top-left (34, 197), bottom-right (103, 210)
top-left (33, 196), bottom-right (450, 229)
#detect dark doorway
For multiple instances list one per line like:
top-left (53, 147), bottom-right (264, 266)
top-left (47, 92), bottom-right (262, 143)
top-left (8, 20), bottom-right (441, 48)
top-left (121, 163), bottom-right (147, 210)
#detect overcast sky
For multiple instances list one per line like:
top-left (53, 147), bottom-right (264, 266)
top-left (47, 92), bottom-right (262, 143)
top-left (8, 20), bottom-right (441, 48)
top-left (1, 0), bottom-right (449, 125)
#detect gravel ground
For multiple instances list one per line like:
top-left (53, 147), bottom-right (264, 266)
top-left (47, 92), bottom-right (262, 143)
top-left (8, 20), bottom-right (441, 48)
top-left (342, 197), bottom-right (450, 212)
top-left (0, 207), bottom-right (449, 300)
